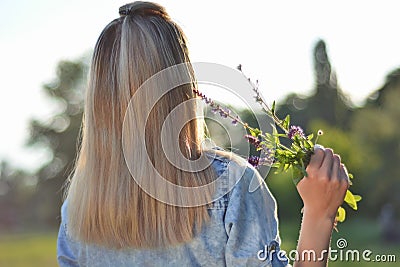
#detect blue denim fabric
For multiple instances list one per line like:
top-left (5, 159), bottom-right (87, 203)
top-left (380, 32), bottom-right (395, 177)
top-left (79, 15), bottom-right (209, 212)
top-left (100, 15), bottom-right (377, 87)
top-left (57, 153), bottom-right (291, 267)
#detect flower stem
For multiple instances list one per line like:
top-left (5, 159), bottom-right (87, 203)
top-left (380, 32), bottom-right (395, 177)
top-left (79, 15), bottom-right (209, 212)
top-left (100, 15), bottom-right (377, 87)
top-left (276, 142), bottom-right (296, 154)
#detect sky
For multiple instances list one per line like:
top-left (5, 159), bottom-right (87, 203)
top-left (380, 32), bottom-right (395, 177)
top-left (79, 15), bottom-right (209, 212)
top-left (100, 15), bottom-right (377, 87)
top-left (0, 0), bottom-right (399, 171)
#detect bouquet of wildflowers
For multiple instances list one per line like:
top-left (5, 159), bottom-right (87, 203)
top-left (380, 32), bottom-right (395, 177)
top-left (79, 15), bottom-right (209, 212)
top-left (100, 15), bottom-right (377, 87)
top-left (194, 65), bottom-right (361, 225)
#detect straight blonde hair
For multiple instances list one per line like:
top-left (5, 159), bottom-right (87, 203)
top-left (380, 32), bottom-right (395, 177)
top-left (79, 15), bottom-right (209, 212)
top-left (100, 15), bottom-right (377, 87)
top-left (66, 1), bottom-right (216, 249)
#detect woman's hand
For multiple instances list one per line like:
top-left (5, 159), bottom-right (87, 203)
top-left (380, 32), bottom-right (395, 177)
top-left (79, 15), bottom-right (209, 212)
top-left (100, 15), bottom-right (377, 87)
top-left (297, 146), bottom-right (349, 223)
top-left (294, 146), bottom-right (350, 267)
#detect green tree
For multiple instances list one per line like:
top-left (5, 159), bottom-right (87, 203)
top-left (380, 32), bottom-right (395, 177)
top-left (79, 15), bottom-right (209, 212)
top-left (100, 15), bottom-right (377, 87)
top-left (25, 58), bottom-right (88, 227)
top-left (349, 68), bottom-right (400, 217)
top-left (277, 39), bottom-right (352, 130)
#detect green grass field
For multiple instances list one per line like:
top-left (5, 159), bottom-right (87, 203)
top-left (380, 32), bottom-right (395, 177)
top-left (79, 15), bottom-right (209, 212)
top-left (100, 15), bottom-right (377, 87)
top-left (0, 219), bottom-right (398, 266)
top-left (0, 232), bottom-right (57, 267)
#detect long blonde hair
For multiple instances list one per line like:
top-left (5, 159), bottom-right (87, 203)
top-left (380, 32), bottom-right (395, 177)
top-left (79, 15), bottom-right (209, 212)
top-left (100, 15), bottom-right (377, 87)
top-left (66, 1), bottom-right (216, 249)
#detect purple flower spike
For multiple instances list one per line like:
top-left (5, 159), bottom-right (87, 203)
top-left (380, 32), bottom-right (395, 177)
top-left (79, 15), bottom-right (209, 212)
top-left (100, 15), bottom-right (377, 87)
top-left (244, 134), bottom-right (260, 148)
top-left (231, 116), bottom-right (239, 126)
top-left (260, 148), bottom-right (275, 166)
top-left (288, 125), bottom-right (305, 140)
top-left (248, 153), bottom-right (275, 168)
top-left (219, 110), bottom-right (228, 118)
top-left (258, 157), bottom-right (273, 166)
top-left (248, 155), bottom-right (260, 168)
top-left (211, 106), bottom-right (219, 114)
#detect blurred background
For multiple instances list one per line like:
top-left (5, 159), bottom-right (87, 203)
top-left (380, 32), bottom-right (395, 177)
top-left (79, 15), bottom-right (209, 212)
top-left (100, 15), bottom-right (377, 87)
top-left (0, 0), bottom-right (399, 266)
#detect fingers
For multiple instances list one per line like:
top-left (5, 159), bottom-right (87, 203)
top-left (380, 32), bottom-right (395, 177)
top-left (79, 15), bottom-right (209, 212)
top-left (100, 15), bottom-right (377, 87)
top-left (320, 148), bottom-right (334, 179)
top-left (331, 154), bottom-right (341, 181)
top-left (327, 152), bottom-right (350, 191)
top-left (308, 147), bottom-right (325, 171)
top-left (339, 164), bottom-right (350, 189)
top-left (308, 146), bottom-right (345, 183)
top-left (341, 163), bottom-right (349, 178)
top-left (308, 146), bottom-right (348, 183)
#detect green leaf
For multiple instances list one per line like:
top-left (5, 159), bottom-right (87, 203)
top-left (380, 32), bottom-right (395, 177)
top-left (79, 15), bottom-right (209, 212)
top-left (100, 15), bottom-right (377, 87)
top-left (271, 124), bottom-right (279, 144)
top-left (283, 163), bottom-right (290, 171)
top-left (271, 101), bottom-right (276, 115)
top-left (282, 115), bottom-right (290, 131)
top-left (344, 190), bottom-right (358, 210)
top-left (262, 133), bottom-right (274, 143)
top-left (353, 195), bottom-right (362, 202)
top-left (249, 127), bottom-right (261, 137)
top-left (336, 206), bottom-right (346, 223)
top-left (272, 162), bottom-right (281, 169)
top-left (307, 133), bottom-right (314, 141)
top-left (304, 140), bottom-right (313, 149)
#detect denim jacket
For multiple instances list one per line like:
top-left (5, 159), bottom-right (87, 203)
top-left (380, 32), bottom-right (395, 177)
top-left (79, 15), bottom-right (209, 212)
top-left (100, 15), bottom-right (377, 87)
top-left (57, 152), bottom-right (291, 267)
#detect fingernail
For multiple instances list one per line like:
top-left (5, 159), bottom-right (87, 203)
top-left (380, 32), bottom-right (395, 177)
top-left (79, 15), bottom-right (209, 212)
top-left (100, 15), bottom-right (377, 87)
top-left (314, 144), bottom-right (325, 150)
top-left (342, 163), bottom-right (349, 175)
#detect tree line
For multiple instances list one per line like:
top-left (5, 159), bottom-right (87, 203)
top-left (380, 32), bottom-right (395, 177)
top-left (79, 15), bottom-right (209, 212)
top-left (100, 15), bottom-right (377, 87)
top-left (0, 40), bottom-right (399, 231)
